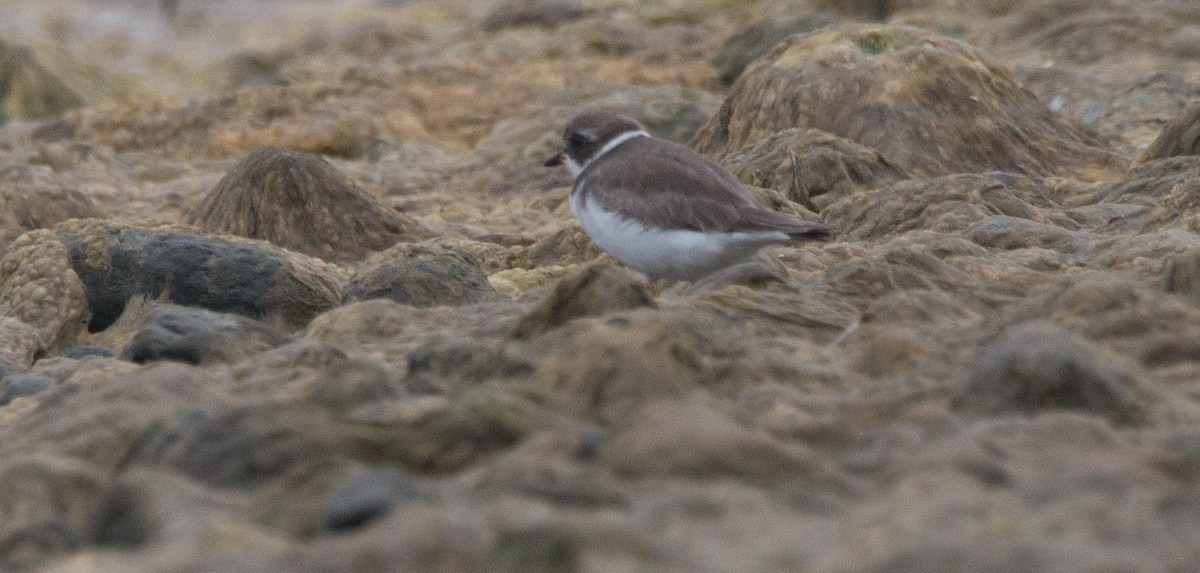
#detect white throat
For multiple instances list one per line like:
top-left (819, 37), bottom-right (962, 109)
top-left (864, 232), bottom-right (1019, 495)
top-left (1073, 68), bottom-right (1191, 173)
top-left (565, 130), bottom-right (649, 177)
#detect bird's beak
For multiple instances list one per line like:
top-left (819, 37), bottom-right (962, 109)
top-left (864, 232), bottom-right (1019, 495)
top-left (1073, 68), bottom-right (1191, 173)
top-left (544, 151), bottom-right (564, 167)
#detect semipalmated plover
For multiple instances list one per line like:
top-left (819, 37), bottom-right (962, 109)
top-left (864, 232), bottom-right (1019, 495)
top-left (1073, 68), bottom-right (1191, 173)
top-left (545, 111), bottom-right (831, 280)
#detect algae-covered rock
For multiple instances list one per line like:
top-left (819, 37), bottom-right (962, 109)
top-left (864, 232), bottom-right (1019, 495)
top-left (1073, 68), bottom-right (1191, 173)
top-left (190, 147), bottom-right (429, 263)
top-left (692, 25), bottom-right (1126, 180)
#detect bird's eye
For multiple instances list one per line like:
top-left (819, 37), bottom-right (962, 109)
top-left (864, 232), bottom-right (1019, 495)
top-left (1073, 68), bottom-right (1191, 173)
top-left (566, 131), bottom-right (592, 148)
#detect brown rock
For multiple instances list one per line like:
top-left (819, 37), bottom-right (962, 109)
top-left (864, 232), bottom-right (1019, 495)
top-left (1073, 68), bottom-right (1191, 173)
top-left (692, 25), bottom-right (1126, 181)
top-left (189, 147), bottom-right (428, 264)
top-left (1139, 99), bottom-right (1200, 164)
top-left (342, 242), bottom-right (498, 307)
top-left (513, 223), bottom-right (604, 269)
top-left (508, 264), bottom-right (655, 341)
top-left (719, 128), bottom-right (910, 211)
top-left (0, 229), bottom-right (89, 349)
top-left (606, 393), bottom-right (846, 485)
top-left (0, 317), bottom-right (42, 376)
top-left (0, 165), bottom-right (105, 255)
top-left (0, 35), bottom-right (121, 123)
top-left (822, 173), bottom-right (1066, 241)
top-left (530, 315), bottom-right (702, 424)
top-left (955, 321), bottom-right (1148, 424)
top-left (0, 456), bottom-right (109, 570)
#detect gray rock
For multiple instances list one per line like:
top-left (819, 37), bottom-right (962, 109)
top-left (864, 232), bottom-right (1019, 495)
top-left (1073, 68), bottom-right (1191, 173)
top-left (0, 374), bottom-right (53, 404)
top-left (65, 345), bottom-right (115, 359)
top-left (53, 220), bottom-right (346, 332)
top-left (121, 305), bottom-right (288, 365)
top-left (322, 469), bottom-right (421, 531)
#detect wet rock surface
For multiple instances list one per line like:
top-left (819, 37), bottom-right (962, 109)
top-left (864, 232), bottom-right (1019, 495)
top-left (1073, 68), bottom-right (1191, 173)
top-left (0, 0), bottom-right (1199, 571)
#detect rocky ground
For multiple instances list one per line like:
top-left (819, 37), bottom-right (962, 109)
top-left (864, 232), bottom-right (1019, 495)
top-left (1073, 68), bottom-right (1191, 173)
top-left (1, 0), bottom-right (1200, 571)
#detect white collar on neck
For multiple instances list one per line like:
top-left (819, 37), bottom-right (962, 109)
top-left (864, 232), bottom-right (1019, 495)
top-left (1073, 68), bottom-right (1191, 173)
top-left (566, 130), bottom-right (650, 177)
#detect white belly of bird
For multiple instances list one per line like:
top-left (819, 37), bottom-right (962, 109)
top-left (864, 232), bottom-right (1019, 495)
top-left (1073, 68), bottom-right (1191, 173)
top-left (570, 192), bottom-right (789, 280)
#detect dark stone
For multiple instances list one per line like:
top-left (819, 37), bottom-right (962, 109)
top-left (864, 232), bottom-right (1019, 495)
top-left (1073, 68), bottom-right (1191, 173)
top-left (55, 222), bottom-right (343, 332)
top-left (482, 0), bottom-right (590, 32)
top-left (120, 305), bottom-right (288, 365)
top-left (65, 345), bottom-right (115, 359)
top-left (709, 13), bottom-right (842, 84)
top-left (342, 243), bottom-right (498, 308)
top-left (508, 264), bottom-right (656, 341)
top-left (953, 321), bottom-right (1149, 425)
top-left (322, 469), bottom-right (421, 531)
top-left (0, 374), bottom-right (53, 404)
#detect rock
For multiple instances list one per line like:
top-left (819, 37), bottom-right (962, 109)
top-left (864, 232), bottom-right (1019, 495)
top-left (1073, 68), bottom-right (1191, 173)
top-left (65, 345), bottom-right (115, 359)
top-left (509, 264), bottom-right (656, 340)
top-left (189, 147), bottom-right (429, 264)
top-left (0, 35), bottom-right (122, 123)
top-left (94, 467), bottom-right (286, 551)
top-left (48, 219), bottom-right (347, 333)
top-left (124, 404), bottom-right (343, 490)
top-left (965, 215), bottom-right (1092, 257)
top-left (1165, 248), bottom-right (1200, 303)
top-left (322, 469), bottom-right (421, 531)
top-left (342, 242), bottom-right (498, 307)
top-left (482, 0), bottom-right (590, 32)
top-left (513, 223), bottom-right (604, 269)
top-left (605, 393), bottom-right (847, 485)
top-left (691, 25), bottom-right (1126, 181)
top-left (70, 79), bottom-right (431, 159)
top-left (0, 374), bottom-right (53, 405)
top-left (718, 128), bottom-right (910, 211)
top-left (709, 13), bottom-right (842, 84)
top-left (485, 524), bottom-right (582, 573)
top-left (489, 266), bottom-right (580, 298)
top-left (305, 355), bottom-right (400, 412)
top-left (0, 456), bottom-right (109, 570)
top-left (0, 229), bottom-right (89, 349)
top-left (0, 317), bottom-right (42, 375)
top-left (0, 165), bottom-right (106, 255)
top-left (529, 315), bottom-right (702, 424)
top-left (405, 337), bottom-right (534, 394)
top-left (954, 321), bottom-right (1148, 425)
top-left (306, 299), bottom-right (434, 347)
top-left (120, 305), bottom-right (289, 366)
top-left (1138, 99), bottom-right (1200, 163)
top-left (822, 173), bottom-right (1065, 241)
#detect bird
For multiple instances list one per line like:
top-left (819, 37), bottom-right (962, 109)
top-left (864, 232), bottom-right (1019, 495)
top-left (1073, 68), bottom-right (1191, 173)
top-left (544, 111), bottom-right (832, 280)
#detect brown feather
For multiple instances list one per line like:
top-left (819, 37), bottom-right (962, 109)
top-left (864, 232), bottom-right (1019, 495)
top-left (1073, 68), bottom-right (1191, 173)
top-left (575, 136), bottom-right (831, 238)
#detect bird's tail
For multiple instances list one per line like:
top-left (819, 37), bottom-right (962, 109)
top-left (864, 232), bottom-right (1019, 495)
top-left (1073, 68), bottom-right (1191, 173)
top-left (786, 222), bottom-right (833, 241)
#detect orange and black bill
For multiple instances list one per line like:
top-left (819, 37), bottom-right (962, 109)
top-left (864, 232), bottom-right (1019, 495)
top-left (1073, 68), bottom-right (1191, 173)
top-left (544, 151), bottom-right (565, 167)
